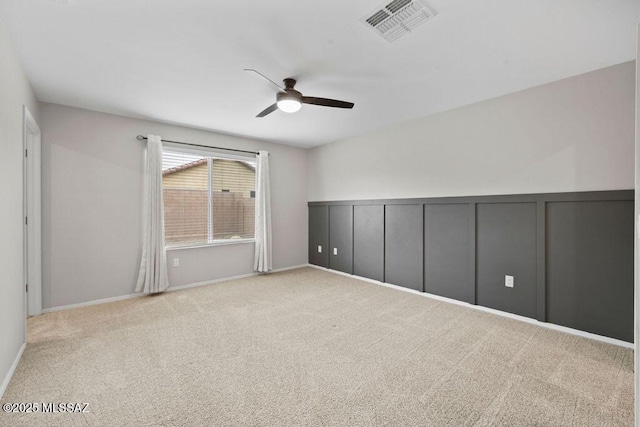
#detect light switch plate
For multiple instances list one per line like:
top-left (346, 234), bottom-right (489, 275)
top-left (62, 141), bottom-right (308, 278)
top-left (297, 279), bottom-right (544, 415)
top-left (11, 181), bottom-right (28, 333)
top-left (173, 258), bottom-right (180, 267)
top-left (333, 248), bottom-right (338, 255)
top-left (318, 245), bottom-right (322, 253)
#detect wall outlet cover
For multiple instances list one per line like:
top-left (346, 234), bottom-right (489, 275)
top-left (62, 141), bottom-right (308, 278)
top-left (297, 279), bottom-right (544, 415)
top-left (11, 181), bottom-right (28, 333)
top-left (173, 258), bottom-right (180, 267)
top-left (505, 275), bottom-right (514, 288)
top-left (333, 248), bottom-right (338, 255)
top-left (318, 245), bottom-right (322, 253)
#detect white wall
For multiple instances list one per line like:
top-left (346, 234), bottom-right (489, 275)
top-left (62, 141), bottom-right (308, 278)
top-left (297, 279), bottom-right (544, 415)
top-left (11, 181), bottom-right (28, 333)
top-left (40, 103), bottom-right (308, 309)
top-left (0, 20), bottom-right (40, 393)
top-left (308, 61), bottom-right (635, 202)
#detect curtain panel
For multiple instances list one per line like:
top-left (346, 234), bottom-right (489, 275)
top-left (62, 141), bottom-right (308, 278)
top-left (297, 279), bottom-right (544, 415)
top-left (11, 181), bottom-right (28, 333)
top-left (135, 134), bottom-right (170, 293)
top-left (254, 150), bottom-right (272, 272)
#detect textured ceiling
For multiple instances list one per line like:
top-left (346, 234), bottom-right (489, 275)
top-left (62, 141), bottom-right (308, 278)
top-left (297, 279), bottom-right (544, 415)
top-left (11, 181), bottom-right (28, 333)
top-left (1, 0), bottom-right (638, 147)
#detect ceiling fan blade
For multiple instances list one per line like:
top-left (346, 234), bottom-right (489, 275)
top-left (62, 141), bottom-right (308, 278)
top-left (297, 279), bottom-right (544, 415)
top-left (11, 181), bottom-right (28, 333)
top-left (302, 97), bottom-right (354, 109)
top-left (256, 103), bottom-right (278, 118)
top-left (244, 69), bottom-right (285, 92)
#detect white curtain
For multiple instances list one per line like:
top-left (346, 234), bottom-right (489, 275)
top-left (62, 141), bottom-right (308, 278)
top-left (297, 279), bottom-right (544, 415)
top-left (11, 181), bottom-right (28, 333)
top-left (254, 150), bottom-right (272, 272)
top-left (135, 134), bottom-right (170, 293)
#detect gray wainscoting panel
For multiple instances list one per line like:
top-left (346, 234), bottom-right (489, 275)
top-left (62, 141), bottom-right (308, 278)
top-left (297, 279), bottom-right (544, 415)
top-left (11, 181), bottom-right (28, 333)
top-left (353, 205), bottom-right (384, 281)
top-left (476, 203), bottom-right (537, 318)
top-left (385, 204), bottom-right (423, 291)
top-left (308, 190), bottom-right (634, 341)
top-left (424, 204), bottom-right (471, 303)
top-left (329, 205), bottom-right (354, 274)
top-left (308, 206), bottom-right (329, 268)
top-left (546, 201), bottom-right (634, 342)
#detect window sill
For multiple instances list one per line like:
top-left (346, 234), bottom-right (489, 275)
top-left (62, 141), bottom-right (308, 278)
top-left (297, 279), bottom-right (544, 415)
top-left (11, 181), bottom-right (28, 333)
top-left (166, 239), bottom-right (255, 251)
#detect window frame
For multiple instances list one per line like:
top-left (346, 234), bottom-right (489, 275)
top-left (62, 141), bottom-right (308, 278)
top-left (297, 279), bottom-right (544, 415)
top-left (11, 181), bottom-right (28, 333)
top-left (161, 143), bottom-right (257, 249)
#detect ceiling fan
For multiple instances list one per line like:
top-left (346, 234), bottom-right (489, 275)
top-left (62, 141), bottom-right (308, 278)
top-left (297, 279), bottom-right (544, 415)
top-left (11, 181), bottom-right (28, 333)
top-left (244, 69), bottom-right (355, 118)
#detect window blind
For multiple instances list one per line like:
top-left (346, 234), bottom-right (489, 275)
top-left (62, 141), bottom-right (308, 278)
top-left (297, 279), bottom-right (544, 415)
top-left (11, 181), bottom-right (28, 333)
top-left (162, 148), bottom-right (256, 247)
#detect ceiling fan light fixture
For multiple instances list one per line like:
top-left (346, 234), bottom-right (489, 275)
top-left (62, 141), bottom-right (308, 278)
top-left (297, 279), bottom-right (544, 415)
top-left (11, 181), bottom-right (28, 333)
top-left (276, 97), bottom-right (302, 113)
top-left (249, 73), bottom-right (354, 118)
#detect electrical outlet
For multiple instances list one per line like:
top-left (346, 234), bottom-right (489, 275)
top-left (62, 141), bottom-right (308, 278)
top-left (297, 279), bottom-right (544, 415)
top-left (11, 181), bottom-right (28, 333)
top-left (505, 275), bottom-right (514, 288)
top-left (333, 248), bottom-right (338, 255)
top-left (173, 258), bottom-right (180, 268)
top-left (318, 245), bottom-right (322, 253)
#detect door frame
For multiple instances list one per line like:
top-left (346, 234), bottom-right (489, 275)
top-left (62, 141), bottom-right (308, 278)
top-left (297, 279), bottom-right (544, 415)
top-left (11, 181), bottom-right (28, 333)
top-left (23, 106), bottom-right (42, 326)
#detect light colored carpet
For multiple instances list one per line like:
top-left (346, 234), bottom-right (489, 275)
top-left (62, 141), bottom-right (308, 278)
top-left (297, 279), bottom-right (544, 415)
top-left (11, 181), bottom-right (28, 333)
top-left (0, 267), bottom-right (633, 426)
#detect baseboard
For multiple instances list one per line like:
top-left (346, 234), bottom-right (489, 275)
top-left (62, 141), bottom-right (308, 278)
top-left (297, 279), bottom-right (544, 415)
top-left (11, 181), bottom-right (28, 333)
top-left (168, 264), bottom-right (310, 292)
top-left (308, 264), bottom-right (634, 349)
top-left (271, 264), bottom-right (313, 273)
top-left (167, 273), bottom-right (257, 292)
top-left (42, 292), bottom-right (142, 314)
top-left (41, 264), bottom-right (311, 314)
top-left (0, 342), bottom-right (26, 399)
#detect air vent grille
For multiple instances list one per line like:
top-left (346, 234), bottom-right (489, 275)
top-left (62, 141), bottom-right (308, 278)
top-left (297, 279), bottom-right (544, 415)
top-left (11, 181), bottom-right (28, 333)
top-left (361, 0), bottom-right (436, 43)
top-left (366, 10), bottom-right (391, 27)
top-left (386, 0), bottom-right (412, 14)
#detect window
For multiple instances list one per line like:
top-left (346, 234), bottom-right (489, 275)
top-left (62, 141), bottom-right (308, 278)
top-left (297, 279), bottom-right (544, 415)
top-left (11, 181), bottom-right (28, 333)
top-left (162, 147), bottom-right (256, 248)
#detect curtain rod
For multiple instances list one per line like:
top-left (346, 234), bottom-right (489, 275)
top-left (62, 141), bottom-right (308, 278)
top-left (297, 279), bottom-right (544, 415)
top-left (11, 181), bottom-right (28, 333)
top-left (136, 135), bottom-right (260, 156)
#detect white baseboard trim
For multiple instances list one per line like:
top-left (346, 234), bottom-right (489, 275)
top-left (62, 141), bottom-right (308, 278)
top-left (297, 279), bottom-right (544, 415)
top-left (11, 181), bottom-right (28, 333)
top-left (271, 264), bottom-right (313, 273)
top-left (308, 265), bottom-right (634, 349)
top-left (42, 292), bottom-right (142, 314)
top-left (0, 342), bottom-right (26, 399)
top-left (167, 273), bottom-right (257, 292)
top-left (41, 264), bottom-right (311, 314)
top-left (167, 264), bottom-right (310, 292)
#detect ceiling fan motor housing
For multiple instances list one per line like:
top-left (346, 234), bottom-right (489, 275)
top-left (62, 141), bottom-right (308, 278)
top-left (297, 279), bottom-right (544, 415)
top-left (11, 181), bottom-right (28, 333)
top-left (276, 84), bottom-right (303, 113)
top-left (277, 90), bottom-right (302, 104)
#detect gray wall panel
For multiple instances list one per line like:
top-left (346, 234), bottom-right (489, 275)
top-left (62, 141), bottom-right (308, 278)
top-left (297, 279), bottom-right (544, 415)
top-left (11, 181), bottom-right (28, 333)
top-left (308, 206), bottom-right (329, 267)
top-left (468, 204), bottom-right (477, 304)
top-left (546, 201), bottom-right (634, 342)
top-left (353, 205), bottom-right (384, 281)
top-left (308, 190), bottom-right (634, 342)
top-left (424, 204), bottom-right (471, 302)
top-left (329, 205), bottom-right (353, 274)
top-left (536, 202), bottom-right (546, 321)
top-left (476, 203), bottom-right (537, 318)
top-left (385, 204), bottom-right (423, 291)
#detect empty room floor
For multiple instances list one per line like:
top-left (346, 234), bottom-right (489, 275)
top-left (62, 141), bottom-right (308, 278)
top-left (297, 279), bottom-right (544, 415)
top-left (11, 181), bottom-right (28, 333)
top-left (0, 267), bottom-right (633, 426)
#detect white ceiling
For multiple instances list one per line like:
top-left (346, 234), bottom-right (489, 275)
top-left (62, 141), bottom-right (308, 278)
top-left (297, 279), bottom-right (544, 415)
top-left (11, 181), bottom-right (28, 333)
top-left (1, 0), bottom-right (638, 148)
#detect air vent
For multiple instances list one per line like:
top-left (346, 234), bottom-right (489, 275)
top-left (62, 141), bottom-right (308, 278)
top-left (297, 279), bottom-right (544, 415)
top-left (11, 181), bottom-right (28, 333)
top-left (386, 0), bottom-right (412, 14)
top-left (361, 0), bottom-right (436, 43)
top-left (366, 10), bottom-right (391, 27)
